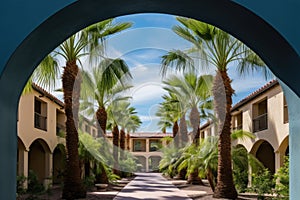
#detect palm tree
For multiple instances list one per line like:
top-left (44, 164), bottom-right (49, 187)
top-left (81, 68), bottom-right (132, 178)
top-left (161, 17), bottom-right (268, 198)
top-left (156, 92), bottom-right (181, 147)
top-left (29, 19), bottom-right (132, 199)
top-left (81, 58), bottom-right (132, 137)
top-left (162, 73), bottom-right (213, 184)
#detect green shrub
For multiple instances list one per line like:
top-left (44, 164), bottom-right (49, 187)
top-left (27, 170), bottom-right (44, 194)
top-left (274, 156), bottom-right (289, 199)
top-left (17, 174), bottom-right (27, 195)
top-left (83, 175), bottom-right (96, 190)
top-left (250, 168), bottom-right (275, 200)
top-left (233, 169), bottom-right (248, 193)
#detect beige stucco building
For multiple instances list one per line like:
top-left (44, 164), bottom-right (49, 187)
top-left (200, 79), bottom-right (289, 173)
top-left (17, 84), bottom-right (97, 188)
top-left (106, 132), bottom-right (172, 172)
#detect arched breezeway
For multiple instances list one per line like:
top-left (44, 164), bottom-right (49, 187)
top-left (28, 139), bottom-right (52, 185)
top-left (52, 144), bottom-right (66, 185)
top-left (251, 140), bottom-right (275, 174)
top-left (1, 1), bottom-right (300, 199)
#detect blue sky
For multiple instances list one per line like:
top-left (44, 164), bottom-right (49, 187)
top-left (103, 13), bottom-right (272, 132)
top-left (54, 13), bottom-right (272, 133)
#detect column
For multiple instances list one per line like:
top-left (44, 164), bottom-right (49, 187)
top-left (275, 150), bottom-right (284, 173)
top-left (145, 156), bottom-right (149, 172)
top-left (146, 139), bottom-right (150, 152)
top-left (280, 81), bottom-right (300, 200)
top-left (44, 152), bottom-right (53, 189)
top-left (18, 149), bottom-right (29, 189)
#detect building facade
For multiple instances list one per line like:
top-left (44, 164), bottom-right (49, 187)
top-left (106, 132), bottom-right (172, 172)
top-left (200, 79), bottom-right (289, 173)
top-left (17, 84), bottom-right (97, 187)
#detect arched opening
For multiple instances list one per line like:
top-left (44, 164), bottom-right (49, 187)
top-left (52, 144), bottom-right (66, 185)
top-left (1, 1), bottom-right (300, 199)
top-left (255, 141), bottom-right (275, 174)
top-left (148, 156), bottom-right (162, 172)
top-left (28, 139), bottom-right (50, 183)
top-left (135, 156), bottom-right (146, 172)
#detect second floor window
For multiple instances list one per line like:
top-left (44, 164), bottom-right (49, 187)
top-left (34, 98), bottom-right (47, 131)
top-left (233, 112), bottom-right (243, 131)
top-left (252, 99), bottom-right (268, 132)
top-left (133, 140), bottom-right (146, 152)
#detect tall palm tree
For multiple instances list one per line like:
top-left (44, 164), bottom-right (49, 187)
top-left (29, 19), bottom-right (132, 199)
top-left (81, 58), bottom-right (132, 137)
top-left (81, 68), bottom-right (132, 178)
top-left (161, 17), bottom-right (268, 198)
top-left (162, 73), bottom-right (213, 184)
top-left (156, 92), bottom-right (181, 146)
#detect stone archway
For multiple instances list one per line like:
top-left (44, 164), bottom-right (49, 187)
top-left (1, 1), bottom-right (300, 199)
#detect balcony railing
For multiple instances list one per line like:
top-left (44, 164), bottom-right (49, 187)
top-left (133, 146), bottom-right (146, 152)
top-left (253, 113), bottom-right (268, 132)
top-left (34, 113), bottom-right (47, 131)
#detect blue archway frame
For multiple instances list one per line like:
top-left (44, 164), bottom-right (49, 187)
top-left (1, 0), bottom-right (300, 199)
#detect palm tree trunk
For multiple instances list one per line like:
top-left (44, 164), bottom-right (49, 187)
top-left (62, 60), bottom-right (86, 199)
top-left (96, 106), bottom-right (107, 137)
top-left (187, 168), bottom-right (203, 185)
top-left (190, 106), bottom-right (200, 145)
top-left (126, 133), bottom-right (130, 150)
top-left (120, 128), bottom-right (126, 160)
top-left (213, 70), bottom-right (237, 199)
top-left (112, 124), bottom-right (120, 175)
top-left (95, 162), bottom-right (109, 184)
top-left (179, 115), bottom-right (188, 148)
top-left (187, 106), bottom-right (203, 185)
top-left (207, 168), bottom-right (215, 192)
top-left (95, 107), bottom-right (109, 184)
top-left (173, 120), bottom-right (179, 147)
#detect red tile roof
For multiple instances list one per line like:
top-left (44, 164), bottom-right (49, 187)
top-left (32, 83), bottom-right (64, 108)
top-left (231, 79), bottom-right (279, 111)
top-left (106, 132), bottom-right (173, 138)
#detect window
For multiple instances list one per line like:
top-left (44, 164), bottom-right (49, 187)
top-left (252, 99), bottom-right (268, 132)
top-left (233, 112), bottom-right (243, 131)
top-left (149, 139), bottom-right (161, 152)
top-left (92, 129), bottom-right (96, 137)
top-left (133, 139), bottom-right (146, 152)
top-left (34, 98), bottom-right (47, 131)
top-left (283, 96), bottom-right (289, 123)
top-left (85, 124), bottom-right (91, 134)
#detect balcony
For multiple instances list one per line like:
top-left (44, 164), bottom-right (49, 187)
top-left (34, 113), bottom-right (47, 131)
top-left (253, 113), bottom-right (268, 132)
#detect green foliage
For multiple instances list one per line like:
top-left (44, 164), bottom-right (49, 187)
top-left (119, 153), bottom-right (137, 177)
top-left (17, 174), bottom-right (27, 195)
top-left (232, 146), bottom-right (249, 193)
top-left (250, 168), bottom-right (275, 199)
top-left (27, 170), bottom-right (45, 194)
top-left (274, 156), bottom-right (289, 199)
top-left (159, 144), bottom-right (182, 178)
top-left (233, 169), bottom-right (248, 193)
top-left (83, 175), bottom-right (96, 190)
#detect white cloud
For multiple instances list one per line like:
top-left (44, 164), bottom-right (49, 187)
top-left (129, 83), bottom-right (165, 104)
